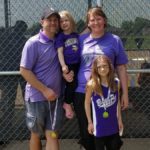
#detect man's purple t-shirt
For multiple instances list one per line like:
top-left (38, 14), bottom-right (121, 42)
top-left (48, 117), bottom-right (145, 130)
top-left (55, 32), bottom-right (80, 64)
top-left (92, 79), bottom-right (119, 137)
top-left (20, 30), bottom-right (62, 102)
top-left (76, 32), bottom-right (128, 93)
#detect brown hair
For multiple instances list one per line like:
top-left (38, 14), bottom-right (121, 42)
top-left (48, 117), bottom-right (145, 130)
top-left (89, 55), bottom-right (117, 96)
top-left (59, 10), bottom-right (76, 32)
top-left (86, 6), bottom-right (107, 28)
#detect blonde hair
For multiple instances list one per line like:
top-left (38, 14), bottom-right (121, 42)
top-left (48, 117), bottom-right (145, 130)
top-left (59, 10), bottom-right (76, 32)
top-left (88, 55), bottom-right (117, 96)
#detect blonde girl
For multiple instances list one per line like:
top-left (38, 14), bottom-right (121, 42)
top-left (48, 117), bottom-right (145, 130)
top-left (85, 55), bottom-right (123, 150)
top-left (55, 10), bottom-right (80, 119)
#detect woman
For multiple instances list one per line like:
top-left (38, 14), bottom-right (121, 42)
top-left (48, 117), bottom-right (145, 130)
top-left (65, 6), bottom-right (128, 150)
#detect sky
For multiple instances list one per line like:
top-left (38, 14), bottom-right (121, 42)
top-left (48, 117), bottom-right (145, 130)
top-left (0, 0), bottom-right (149, 28)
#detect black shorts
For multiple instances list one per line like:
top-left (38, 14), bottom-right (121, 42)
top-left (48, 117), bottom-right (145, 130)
top-left (94, 133), bottom-right (123, 150)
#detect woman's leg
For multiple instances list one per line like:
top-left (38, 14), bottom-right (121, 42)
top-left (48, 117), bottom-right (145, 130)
top-left (73, 92), bottom-right (96, 150)
top-left (106, 133), bottom-right (123, 150)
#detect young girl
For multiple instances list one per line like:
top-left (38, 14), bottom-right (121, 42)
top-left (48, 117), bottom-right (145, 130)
top-left (55, 10), bottom-right (80, 119)
top-left (85, 55), bottom-right (123, 150)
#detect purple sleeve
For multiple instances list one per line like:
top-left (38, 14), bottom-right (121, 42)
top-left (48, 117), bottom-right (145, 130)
top-left (55, 33), bottom-right (64, 49)
top-left (20, 40), bottom-right (38, 70)
top-left (115, 36), bottom-right (128, 65)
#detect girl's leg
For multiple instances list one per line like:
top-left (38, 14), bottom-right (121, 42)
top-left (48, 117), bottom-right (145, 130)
top-left (94, 137), bottom-right (105, 150)
top-left (106, 133), bottom-right (123, 150)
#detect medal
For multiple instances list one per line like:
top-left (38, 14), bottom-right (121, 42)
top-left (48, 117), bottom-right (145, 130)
top-left (103, 111), bottom-right (109, 118)
top-left (50, 131), bottom-right (57, 138)
top-left (101, 88), bottom-right (111, 119)
top-left (48, 99), bottom-right (58, 139)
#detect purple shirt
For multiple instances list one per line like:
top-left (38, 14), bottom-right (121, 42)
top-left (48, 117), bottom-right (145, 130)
top-left (92, 79), bottom-right (119, 137)
top-left (76, 32), bottom-right (128, 93)
top-left (55, 32), bottom-right (80, 64)
top-left (20, 30), bottom-right (62, 102)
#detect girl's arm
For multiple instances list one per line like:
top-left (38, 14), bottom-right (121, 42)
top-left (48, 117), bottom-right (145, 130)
top-left (117, 81), bottom-right (124, 136)
top-left (57, 47), bottom-right (68, 73)
top-left (116, 64), bottom-right (129, 110)
top-left (85, 81), bottom-right (94, 134)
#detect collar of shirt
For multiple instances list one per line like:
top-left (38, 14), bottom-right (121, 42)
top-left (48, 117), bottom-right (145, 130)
top-left (39, 30), bottom-right (54, 44)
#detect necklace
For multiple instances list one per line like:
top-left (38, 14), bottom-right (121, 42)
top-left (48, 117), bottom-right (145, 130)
top-left (101, 88), bottom-right (110, 119)
top-left (48, 99), bottom-right (58, 138)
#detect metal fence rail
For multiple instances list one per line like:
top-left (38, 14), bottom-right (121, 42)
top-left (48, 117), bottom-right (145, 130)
top-left (0, 0), bottom-right (150, 149)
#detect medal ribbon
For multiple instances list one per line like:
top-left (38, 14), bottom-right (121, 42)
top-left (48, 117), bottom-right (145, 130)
top-left (48, 99), bottom-right (58, 131)
top-left (101, 88), bottom-right (110, 111)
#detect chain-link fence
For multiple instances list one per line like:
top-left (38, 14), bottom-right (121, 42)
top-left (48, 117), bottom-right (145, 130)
top-left (0, 0), bottom-right (150, 149)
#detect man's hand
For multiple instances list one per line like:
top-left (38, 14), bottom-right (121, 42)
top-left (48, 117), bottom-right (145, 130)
top-left (43, 88), bottom-right (57, 101)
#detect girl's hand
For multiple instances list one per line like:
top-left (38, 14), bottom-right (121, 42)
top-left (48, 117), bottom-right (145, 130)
top-left (63, 70), bottom-right (74, 82)
top-left (118, 119), bottom-right (124, 136)
top-left (62, 65), bottom-right (69, 74)
top-left (88, 122), bottom-right (94, 135)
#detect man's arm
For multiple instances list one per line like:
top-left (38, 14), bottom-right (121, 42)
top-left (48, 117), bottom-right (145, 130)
top-left (116, 64), bottom-right (129, 110)
top-left (20, 67), bottom-right (57, 101)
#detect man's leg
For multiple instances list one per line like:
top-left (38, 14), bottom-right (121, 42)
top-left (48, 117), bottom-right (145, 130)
top-left (30, 132), bottom-right (42, 150)
top-left (45, 130), bottom-right (59, 150)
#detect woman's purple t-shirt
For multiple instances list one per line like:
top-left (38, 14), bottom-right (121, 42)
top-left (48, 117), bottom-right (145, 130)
top-left (76, 32), bottom-right (128, 93)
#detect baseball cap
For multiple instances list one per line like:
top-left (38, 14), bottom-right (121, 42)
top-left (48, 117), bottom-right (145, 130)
top-left (41, 7), bottom-right (60, 20)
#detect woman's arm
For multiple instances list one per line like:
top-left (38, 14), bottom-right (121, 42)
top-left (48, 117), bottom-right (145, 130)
top-left (116, 64), bottom-right (129, 110)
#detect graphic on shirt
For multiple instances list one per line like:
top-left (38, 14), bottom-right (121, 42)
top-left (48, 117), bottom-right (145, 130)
top-left (94, 45), bottom-right (103, 53)
top-left (72, 45), bottom-right (78, 51)
top-left (65, 38), bottom-right (78, 47)
top-left (82, 45), bottom-right (104, 68)
top-left (96, 93), bottom-right (116, 109)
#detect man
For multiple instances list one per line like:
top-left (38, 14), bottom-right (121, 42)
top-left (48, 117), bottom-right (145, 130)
top-left (20, 7), bottom-right (64, 150)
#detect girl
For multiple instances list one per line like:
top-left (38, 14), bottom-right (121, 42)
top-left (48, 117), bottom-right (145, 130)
top-left (85, 55), bottom-right (123, 150)
top-left (55, 10), bottom-right (80, 119)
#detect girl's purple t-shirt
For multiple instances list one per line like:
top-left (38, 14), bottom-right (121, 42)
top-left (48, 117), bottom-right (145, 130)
top-left (76, 32), bottom-right (128, 93)
top-left (20, 30), bottom-right (62, 102)
top-left (92, 80), bottom-right (119, 137)
top-left (55, 32), bottom-right (80, 64)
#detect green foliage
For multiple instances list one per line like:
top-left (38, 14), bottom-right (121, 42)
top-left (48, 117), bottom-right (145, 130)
top-left (124, 36), bottom-right (150, 50)
top-left (121, 17), bottom-right (150, 36)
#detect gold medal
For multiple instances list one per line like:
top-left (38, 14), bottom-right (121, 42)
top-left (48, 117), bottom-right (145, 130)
top-left (50, 131), bottom-right (57, 138)
top-left (103, 111), bottom-right (109, 118)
